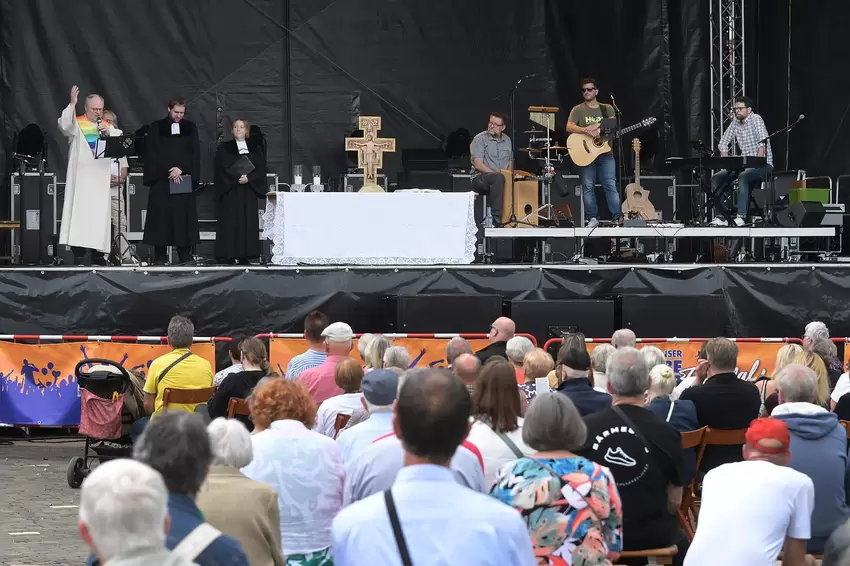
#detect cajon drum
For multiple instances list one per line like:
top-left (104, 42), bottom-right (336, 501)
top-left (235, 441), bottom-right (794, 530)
top-left (501, 170), bottom-right (539, 227)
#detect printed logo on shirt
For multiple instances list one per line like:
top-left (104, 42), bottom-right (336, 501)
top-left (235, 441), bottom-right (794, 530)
top-left (591, 425), bottom-right (650, 486)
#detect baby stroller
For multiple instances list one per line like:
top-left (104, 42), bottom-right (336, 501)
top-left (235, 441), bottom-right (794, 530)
top-left (67, 359), bottom-right (141, 488)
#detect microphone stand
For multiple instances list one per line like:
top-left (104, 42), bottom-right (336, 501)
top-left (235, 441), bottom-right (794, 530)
top-left (508, 74), bottom-right (534, 227)
top-left (610, 94), bottom-right (626, 224)
top-left (758, 116), bottom-right (803, 225)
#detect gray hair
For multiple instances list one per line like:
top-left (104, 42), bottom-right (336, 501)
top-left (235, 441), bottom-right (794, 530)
top-left (133, 412), bottom-right (212, 497)
top-left (446, 337), bottom-right (472, 365)
top-left (606, 347), bottom-right (649, 397)
top-left (810, 337), bottom-right (838, 360)
top-left (167, 315), bottom-right (194, 349)
top-left (365, 336), bottom-right (391, 369)
top-left (505, 336), bottom-right (534, 364)
top-left (383, 345), bottom-right (411, 370)
top-left (590, 343), bottom-right (614, 373)
top-left (207, 417), bottom-right (253, 468)
top-left (358, 333), bottom-right (375, 361)
top-left (704, 337), bottom-right (738, 372)
top-left (775, 363), bottom-right (820, 404)
top-left (85, 93), bottom-right (104, 108)
top-left (398, 367), bottom-right (432, 395)
top-left (611, 329), bottom-right (637, 349)
top-left (522, 392), bottom-right (587, 451)
top-left (640, 346), bottom-right (666, 370)
top-left (79, 459), bottom-right (167, 561)
top-left (804, 321), bottom-right (830, 342)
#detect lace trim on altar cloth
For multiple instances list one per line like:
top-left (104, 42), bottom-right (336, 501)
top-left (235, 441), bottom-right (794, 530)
top-left (263, 193), bottom-right (479, 266)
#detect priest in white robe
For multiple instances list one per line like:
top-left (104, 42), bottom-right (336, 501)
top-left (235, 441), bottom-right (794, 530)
top-left (58, 85), bottom-right (117, 266)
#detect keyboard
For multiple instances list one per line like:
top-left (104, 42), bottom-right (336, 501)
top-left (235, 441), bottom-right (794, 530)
top-left (666, 155), bottom-right (767, 170)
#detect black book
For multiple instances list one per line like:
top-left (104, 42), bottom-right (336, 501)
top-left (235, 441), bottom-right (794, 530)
top-left (227, 155), bottom-right (255, 177)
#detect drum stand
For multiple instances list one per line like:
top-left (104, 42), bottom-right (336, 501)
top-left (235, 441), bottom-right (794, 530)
top-left (519, 111), bottom-right (559, 225)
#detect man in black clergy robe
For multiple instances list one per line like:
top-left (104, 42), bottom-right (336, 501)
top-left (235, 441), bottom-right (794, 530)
top-left (142, 96), bottom-right (200, 265)
top-left (213, 119), bottom-right (268, 264)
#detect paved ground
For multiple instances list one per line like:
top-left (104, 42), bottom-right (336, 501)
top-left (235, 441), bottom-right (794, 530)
top-left (0, 432), bottom-right (90, 566)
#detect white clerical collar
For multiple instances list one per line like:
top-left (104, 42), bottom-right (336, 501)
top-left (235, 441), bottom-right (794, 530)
top-left (235, 139), bottom-right (249, 154)
top-left (171, 122), bottom-right (180, 135)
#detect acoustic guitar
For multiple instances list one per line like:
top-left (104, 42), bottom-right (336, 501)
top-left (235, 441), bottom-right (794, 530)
top-left (621, 138), bottom-right (657, 221)
top-left (566, 117), bottom-right (656, 167)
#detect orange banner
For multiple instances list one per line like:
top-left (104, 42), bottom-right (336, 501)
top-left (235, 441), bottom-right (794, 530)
top-left (269, 337), bottom-right (491, 374)
top-left (0, 342), bottom-right (216, 425)
top-left (587, 341), bottom-right (786, 381)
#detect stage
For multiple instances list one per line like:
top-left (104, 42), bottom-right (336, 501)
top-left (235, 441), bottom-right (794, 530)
top-left (0, 263), bottom-right (848, 341)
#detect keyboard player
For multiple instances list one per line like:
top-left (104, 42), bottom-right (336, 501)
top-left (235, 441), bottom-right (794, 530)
top-left (709, 96), bottom-right (773, 226)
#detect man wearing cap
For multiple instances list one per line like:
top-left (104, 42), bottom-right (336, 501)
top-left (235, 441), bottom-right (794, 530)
top-left (555, 346), bottom-right (612, 417)
top-left (685, 417), bottom-right (816, 566)
top-left (336, 368), bottom-right (402, 470)
top-left (298, 321), bottom-right (355, 405)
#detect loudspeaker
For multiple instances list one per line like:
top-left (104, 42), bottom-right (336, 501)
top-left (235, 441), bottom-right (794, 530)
top-left (621, 294), bottom-right (729, 338)
top-left (388, 294), bottom-right (503, 333)
top-left (776, 201), bottom-right (826, 228)
top-left (508, 299), bottom-right (616, 346)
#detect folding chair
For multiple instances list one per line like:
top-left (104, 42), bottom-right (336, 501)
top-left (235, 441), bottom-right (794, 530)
top-left (678, 426), bottom-right (708, 540)
top-left (334, 413), bottom-right (352, 438)
top-left (226, 397), bottom-right (250, 419)
top-left (161, 386), bottom-right (216, 412)
top-left (617, 545), bottom-right (678, 565)
top-left (695, 427), bottom-right (748, 471)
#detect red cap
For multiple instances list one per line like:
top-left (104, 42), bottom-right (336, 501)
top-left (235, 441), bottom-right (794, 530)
top-left (746, 417), bottom-right (791, 454)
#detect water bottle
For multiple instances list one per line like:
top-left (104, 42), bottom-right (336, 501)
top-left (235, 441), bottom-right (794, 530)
top-left (484, 206), bottom-right (494, 228)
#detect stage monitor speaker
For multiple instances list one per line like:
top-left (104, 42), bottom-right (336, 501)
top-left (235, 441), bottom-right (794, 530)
top-left (388, 294), bottom-right (503, 334)
top-left (508, 299), bottom-right (616, 347)
top-left (621, 294), bottom-right (729, 338)
top-left (776, 201), bottom-right (826, 228)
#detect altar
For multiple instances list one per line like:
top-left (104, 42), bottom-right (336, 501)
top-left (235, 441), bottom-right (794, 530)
top-left (262, 192), bottom-right (477, 265)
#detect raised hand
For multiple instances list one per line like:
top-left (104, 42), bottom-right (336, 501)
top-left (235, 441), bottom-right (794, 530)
top-left (70, 85), bottom-right (79, 107)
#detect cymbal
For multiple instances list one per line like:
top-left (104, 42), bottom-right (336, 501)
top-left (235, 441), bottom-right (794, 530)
top-left (519, 147), bottom-right (541, 153)
top-left (547, 146), bottom-right (569, 151)
top-left (522, 129), bottom-right (545, 134)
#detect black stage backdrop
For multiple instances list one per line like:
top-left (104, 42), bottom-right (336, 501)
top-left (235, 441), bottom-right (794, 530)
top-left (0, 0), bottom-right (709, 193)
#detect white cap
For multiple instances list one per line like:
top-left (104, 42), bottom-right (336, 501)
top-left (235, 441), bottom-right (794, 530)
top-left (322, 322), bottom-right (355, 342)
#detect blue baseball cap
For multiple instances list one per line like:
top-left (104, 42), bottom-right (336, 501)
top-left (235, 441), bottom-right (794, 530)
top-left (361, 369), bottom-right (399, 406)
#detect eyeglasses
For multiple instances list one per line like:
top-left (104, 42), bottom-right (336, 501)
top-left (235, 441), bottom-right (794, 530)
top-left (488, 121), bottom-right (505, 128)
top-left (582, 87), bottom-right (596, 92)
top-left (733, 106), bottom-right (749, 111)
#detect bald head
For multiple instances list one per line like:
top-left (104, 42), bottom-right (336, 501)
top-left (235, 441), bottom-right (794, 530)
top-left (452, 353), bottom-right (481, 386)
top-left (611, 328), bottom-right (636, 349)
top-left (84, 94), bottom-right (104, 123)
top-left (490, 317), bottom-right (516, 344)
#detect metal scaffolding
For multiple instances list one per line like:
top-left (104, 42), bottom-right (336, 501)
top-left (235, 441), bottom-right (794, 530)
top-left (710, 0), bottom-right (746, 150)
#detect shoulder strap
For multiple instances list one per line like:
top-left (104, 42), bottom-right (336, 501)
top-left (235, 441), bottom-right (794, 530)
top-left (384, 489), bottom-right (413, 566)
top-left (157, 352), bottom-right (193, 384)
top-left (494, 429), bottom-right (525, 458)
top-left (665, 400), bottom-right (675, 423)
top-left (612, 405), bottom-right (651, 452)
top-left (172, 523), bottom-right (221, 561)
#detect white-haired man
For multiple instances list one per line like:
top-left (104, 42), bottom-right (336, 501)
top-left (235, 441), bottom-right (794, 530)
top-left (803, 321), bottom-right (830, 351)
top-left (79, 459), bottom-right (194, 566)
top-left (611, 328), bottom-right (637, 349)
top-left (446, 336), bottom-right (472, 368)
top-left (298, 321), bottom-right (355, 405)
top-left (336, 368), bottom-right (402, 470)
top-left (590, 343), bottom-right (615, 393)
top-left (772, 364), bottom-right (850, 555)
top-left (506, 336), bottom-right (535, 382)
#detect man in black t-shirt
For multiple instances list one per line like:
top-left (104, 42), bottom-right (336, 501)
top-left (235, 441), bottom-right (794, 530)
top-left (578, 347), bottom-right (688, 562)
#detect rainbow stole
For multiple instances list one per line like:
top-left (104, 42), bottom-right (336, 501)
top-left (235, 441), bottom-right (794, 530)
top-left (76, 116), bottom-right (110, 154)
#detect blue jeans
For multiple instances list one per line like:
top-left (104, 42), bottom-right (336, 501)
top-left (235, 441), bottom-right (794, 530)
top-left (710, 165), bottom-right (773, 217)
top-left (578, 152), bottom-right (620, 220)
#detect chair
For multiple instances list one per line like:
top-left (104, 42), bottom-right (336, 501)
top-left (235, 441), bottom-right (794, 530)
top-left (617, 545), bottom-right (678, 565)
top-left (840, 420), bottom-right (850, 439)
top-left (161, 386), bottom-right (216, 411)
top-left (678, 426), bottom-right (708, 540)
top-left (333, 414), bottom-right (352, 438)
top-left (695, 427), bottom-right (748, 471)
top-left (226, 397), bottom-right (250, 419)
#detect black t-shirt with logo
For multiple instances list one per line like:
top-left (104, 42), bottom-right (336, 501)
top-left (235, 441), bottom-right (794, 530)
top-left (578, 404), bottom-right (685, 550)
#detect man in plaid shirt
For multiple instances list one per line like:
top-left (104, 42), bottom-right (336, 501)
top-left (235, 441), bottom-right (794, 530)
top-left (710, 95), bottom-right (774, 226)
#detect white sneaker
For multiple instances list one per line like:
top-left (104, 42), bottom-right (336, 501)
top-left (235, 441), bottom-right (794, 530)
top-left (586, 217), bottom-right (599, 229)
top-left (733, 216), bottom-right (746, 227)
top-left (709, 217), bottom-right (728, 227)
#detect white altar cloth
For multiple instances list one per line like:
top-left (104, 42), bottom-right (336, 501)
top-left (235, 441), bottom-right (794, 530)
top-left (262, 192), bottom-right (477, 265)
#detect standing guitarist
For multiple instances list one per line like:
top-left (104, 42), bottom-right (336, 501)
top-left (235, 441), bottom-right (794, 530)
top-left (567, 77), bottom-right (621, 228)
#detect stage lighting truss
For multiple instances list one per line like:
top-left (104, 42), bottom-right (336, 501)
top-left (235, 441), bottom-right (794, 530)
top-left (710, 0), bottom-right (746, 152)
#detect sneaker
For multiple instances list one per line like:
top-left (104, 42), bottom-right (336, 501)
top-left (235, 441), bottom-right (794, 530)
top-left (709, 217), bottom-right (728, 227)
top-left (733, 216), bottom-right (746, 227)
top-left (586, 217), bottom-right (599, 229)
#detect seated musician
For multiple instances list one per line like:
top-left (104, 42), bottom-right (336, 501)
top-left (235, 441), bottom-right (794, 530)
top-left (470, 112), bottom-right (512, 222)
top-left (710, 95), bottom-right (774, 227)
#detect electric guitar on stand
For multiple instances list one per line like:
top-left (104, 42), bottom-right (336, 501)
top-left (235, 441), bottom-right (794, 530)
top-left (621, 138), bottom-right (657, 221)
top-left (566, 117), bottom-right (656, 167)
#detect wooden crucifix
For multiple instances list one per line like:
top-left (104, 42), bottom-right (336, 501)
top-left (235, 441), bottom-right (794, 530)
top-left (344, 116), bottom-right (396, 192)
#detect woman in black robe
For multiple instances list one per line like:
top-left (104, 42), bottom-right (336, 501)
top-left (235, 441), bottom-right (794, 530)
top-left (213, 119), bottom-right (268, 264)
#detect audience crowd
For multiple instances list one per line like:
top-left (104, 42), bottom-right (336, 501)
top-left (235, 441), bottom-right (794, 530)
top-left (78, 312), bottom-right (850, 566)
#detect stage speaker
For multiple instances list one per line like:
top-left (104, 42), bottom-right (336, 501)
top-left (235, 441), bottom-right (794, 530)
top-left (776, 201), bottom-right (825, 228)
top-left (621, 294), bottom-right (729, 338)
top-left (508, 299), bottom-right (616, 346)
top-left (388, 294), bottom-right (503, 333)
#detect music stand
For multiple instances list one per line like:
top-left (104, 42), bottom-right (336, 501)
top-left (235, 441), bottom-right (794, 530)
top-left (97, 135), bottom-right (141, 266)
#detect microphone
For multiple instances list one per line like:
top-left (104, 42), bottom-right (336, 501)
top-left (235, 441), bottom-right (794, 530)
top-left (97, 117), bottom-right (106, 139)
top-left (796, 113), bottom-right (805, 122)
top-left (610, 93), bottom-right (621, 112)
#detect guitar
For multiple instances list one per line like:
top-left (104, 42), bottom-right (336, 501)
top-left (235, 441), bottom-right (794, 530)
top-left (566, 117), bottom-right (656, 167)
top-left (621, 138), bottom-right (657, 221)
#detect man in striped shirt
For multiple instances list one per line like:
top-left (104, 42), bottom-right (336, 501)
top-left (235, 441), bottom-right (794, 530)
top-left (285, 310), bottom-right (328, 380)
top-left (710, 95), bottom-right (774, 227)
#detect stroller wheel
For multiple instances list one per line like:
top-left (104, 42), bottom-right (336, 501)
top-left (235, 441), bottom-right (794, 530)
top-left (67, 456), bottom-right (86, 488)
